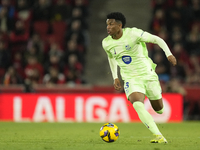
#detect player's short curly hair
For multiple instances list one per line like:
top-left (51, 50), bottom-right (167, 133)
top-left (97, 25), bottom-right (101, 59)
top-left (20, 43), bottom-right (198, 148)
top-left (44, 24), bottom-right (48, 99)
top-left (107, 12), bottom-right (126, 28)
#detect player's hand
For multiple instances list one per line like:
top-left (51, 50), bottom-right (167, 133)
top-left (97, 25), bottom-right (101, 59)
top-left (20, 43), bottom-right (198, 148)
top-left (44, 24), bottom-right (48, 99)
top-left (167, 55), bottom-right (177, 66)
top-left (114, 78), bottom-right (122, 91)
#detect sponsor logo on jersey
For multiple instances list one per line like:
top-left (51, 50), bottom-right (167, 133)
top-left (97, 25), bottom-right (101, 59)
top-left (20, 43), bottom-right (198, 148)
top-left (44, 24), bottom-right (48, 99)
top-left (122, 56), bottom-right (132, 64)
top-left (125, 45), bottom-right (131, 50)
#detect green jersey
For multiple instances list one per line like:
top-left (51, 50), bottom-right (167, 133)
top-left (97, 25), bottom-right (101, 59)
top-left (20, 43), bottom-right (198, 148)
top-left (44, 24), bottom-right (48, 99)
top-left (102, 27), bottom-right (158, 81)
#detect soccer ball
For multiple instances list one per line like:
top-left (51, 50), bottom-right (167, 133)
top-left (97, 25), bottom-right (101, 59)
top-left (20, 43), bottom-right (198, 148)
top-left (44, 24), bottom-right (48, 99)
top-left (99, 123), bottom-right (120, 143)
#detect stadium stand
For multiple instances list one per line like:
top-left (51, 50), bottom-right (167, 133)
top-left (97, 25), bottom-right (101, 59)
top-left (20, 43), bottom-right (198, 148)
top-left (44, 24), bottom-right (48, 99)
top-left (0, 0), bottom-right (200, 119)
top-left (149, 0), bottom-right (200, 119)
top-left (0, 0), bottom-right (89, 88)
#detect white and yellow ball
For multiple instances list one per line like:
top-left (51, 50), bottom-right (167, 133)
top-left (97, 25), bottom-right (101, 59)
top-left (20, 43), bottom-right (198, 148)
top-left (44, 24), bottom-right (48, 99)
top-left (99, 123), bottom-right (120, 143)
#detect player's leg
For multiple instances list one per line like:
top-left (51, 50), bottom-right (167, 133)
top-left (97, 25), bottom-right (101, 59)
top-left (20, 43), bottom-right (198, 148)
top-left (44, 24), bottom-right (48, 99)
top-left (128, 92), bottom-right (163, 137)
top-left (124, 81), bottom-right (166, 143)
top-left (149, 98), bottom-right (164, 114)
top-left (146, 80), bottom-right (164, 114)
top-left (146, 80), bottom-right (167, 143)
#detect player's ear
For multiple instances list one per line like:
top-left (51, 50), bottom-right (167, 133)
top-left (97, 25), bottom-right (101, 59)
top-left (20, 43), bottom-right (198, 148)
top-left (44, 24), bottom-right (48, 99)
top-left (118, 23), bottom-right (122, 28)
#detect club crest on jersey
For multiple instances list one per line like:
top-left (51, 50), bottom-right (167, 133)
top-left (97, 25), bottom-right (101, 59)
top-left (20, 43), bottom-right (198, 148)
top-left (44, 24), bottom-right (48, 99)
top-left (122, 56), bottom-right (132, 64)
top-left (125, 45), bottom-right (131, 50)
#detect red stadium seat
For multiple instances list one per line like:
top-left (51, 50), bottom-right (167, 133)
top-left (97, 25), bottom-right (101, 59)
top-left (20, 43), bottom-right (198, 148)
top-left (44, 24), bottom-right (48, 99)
top-left (0, 68), bottom-right (5, 78)
top-left (33, 21), bottom-right (49, 36)
top-left (51, 21), bottom-right (67, 47)
top-left (51, 21), bottom-right (67, 36)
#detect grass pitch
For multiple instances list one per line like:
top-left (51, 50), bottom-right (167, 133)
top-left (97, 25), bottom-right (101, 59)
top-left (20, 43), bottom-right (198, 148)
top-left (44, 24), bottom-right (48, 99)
top-left (0, 122), bottom-right (199, 150)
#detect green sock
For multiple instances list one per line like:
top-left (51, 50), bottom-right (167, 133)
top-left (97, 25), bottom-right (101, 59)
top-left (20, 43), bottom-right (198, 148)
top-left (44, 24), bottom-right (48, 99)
top-left (156, 107), bottom-right (164, 114)
top-left (133, 101), bottom-right (162, 135)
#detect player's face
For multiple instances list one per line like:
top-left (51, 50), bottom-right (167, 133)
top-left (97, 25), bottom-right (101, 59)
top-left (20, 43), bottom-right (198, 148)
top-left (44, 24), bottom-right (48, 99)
top-left (106, 19), bottom-right (121, 36)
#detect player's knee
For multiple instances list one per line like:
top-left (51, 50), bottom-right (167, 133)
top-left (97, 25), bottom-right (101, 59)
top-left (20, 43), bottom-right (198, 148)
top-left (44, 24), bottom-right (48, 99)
top-left (128, 92), bottom-right (145, 104)
top-left (133, 101), bottom-right (144, 112)
top-left (155, 107), bottom-right (164, 114)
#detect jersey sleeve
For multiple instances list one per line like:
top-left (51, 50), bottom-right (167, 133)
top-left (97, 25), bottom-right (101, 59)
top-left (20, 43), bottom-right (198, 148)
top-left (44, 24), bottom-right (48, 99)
top-left (131, 27), bottom-right (150, 42)
top-left (102, 38), bottom-right (118, 79)
top-left (131, 27), bottom-right (151, 43)
top-left (102, 39), bottom-right (113, 58)
top-left (139, 30), bottom-right (172, 57)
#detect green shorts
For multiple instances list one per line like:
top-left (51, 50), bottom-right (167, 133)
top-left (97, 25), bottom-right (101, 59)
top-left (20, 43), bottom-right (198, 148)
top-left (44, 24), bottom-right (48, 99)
top-left (124, 79), bottom-right (162, 100)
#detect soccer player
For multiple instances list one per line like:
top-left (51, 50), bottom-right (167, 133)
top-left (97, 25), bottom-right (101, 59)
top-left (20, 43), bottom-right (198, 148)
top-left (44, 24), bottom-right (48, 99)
top-left (102, 12), bottom-right (177, 143)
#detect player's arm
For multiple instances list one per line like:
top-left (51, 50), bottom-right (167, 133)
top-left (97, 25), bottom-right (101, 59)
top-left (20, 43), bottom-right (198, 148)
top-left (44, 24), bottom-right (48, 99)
top-left (140, 31), bottom-right (177, 66)
top-left (107, 57), bottom-right (122, 91)
top-left (102, 40), bottom-right (122, 91)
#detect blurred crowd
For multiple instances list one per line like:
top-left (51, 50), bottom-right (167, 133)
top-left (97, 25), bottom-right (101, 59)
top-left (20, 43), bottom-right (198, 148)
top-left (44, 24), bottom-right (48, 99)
top-left (0, 0), bottom-right (90, 90)
top-left (149, 0), bottom-right (200, 119)
top-left (149, 0), bottom-right (200, 92)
